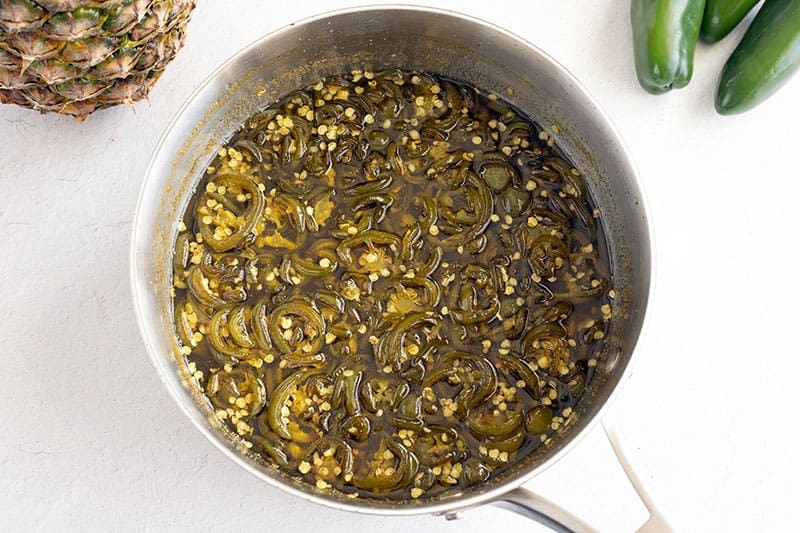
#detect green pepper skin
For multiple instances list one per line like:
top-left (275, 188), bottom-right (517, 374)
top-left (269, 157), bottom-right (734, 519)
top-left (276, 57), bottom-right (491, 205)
top-left (700, 0), bottom-right (759, 42)
top-left (631, 0), bottom-right (707, 94)
top-left (716, 0), bottom-right (800, 114)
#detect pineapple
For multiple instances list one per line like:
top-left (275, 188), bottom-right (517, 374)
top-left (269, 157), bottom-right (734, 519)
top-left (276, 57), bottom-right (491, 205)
top-left (0, 0), bottom-right (196, 120)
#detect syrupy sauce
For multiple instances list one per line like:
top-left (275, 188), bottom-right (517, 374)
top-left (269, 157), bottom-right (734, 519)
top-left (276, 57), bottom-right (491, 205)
top-left (171, 69), bottom-right (613, 501)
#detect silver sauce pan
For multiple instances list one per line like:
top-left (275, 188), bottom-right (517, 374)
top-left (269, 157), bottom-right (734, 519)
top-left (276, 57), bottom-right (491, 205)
top-left (131, 6), bottom-right (660, 531)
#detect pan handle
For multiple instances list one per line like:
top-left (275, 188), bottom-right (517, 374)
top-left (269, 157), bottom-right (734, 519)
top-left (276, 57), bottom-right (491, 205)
top-left (600, 412), bottom-right (674, 533)
top-left (490, 488), bottom-right (597, 532)
top-left (488, 411), bottom-right (673, 532)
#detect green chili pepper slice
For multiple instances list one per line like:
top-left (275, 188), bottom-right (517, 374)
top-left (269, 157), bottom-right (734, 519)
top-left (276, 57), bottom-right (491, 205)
top-left (206, 367), bottom-right (266, 416)
top-left (525, 405), bottom-right (554, 435)
top-left (498, 351), bottom-right (542, 400)
top-left (267, 299), bottom-right (325, 355)
top-left (336, 230), bottom-right (401, 267)
top-left (186, 266), bottom-right (226, 307)
top-left (352, 439), bottom-right (419, 492)
top-left (468, 408), bottom-right (523, 438)
top-left (375, 311), bottom-right (440, 372)
top-left (209, 307), bottom-right (256, 360)
top-left (198, 172), bottom-right (265, 252)
top-left (266, 368), bottom-right (322, 441)
top-left (424, 351), bottom-right (498, 415)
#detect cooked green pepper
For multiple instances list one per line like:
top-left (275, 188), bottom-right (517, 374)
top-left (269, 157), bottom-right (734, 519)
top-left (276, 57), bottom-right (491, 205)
top-left (249, 298), bottom-right (273, 351)
top-left (716, 0), bottom-right (800, 114)
top-left (462, 458), bottom-right (490, 484)
top-left (449, 264), bottom-right (500, 326)
top-left (174, 301), bottom-right (197, 348)
top-left (186, 266), bottom-right (225, 307)
top-left (498, 352), bottom-right (541, 400)
top-left (266, 369), bottom-right (321, 441)
top-left (352, 439), bottom-right (418, 492)
top-left (631, 0), bottom-right (706, 94)
top-left (227, 306), bottom-right (255, 348)
top-left (415, 425), bottom-right (463, 466)
top-left (342, 415), bottom-right (371, 442)
top-left (344, 175), bottom-right (393, 196)
top-left (480, 161), bottom-right (516, 191)
top-left (417, 245), bottom-right (443, 277)
top-left (198, 172), bottom-right (265, 252)
top-left (267, 298), bottom-right (325, 355)
top-left (206, 367), bottom-right (266, 416)
top-left (173, 233), bottom-right (190, 280)
top-left (700, 0), bottom-right (759, 42)
top-left (251, 436), bottom-right (289, 467)
top-left (525, 405), bottom-right (554, 435)
top-left (342, 369), bottom-right (363, 416)
top-left (209, 308), bottom-right (255, 360)
top-left (485, 430), bottom-right (525, 453)
top-left (398, 276), bottom-right (441, 307)
top-left (359, 380), bottom-right (378, 413)
top-left (423, 351), bottom-right (498, 413)
top-left (304, 437), bottom-right (354, 478)
top-left (290, 254), bottom-right (338, 278)
top-left (499, 187), bottom-right (530, 218)
top-left (468, 409), bottom-right (523, 438)
top-left (375, 311), bottom-right (440, 371)
top-left (336, 230), bottom-right (401, 267)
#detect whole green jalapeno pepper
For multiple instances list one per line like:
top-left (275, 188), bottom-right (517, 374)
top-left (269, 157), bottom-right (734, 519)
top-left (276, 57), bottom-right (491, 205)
top-left (700, 0), bottom-right (759, 42)
top-left (716, 0), bottom-right (800, 114)
top-left (631, 0), bottom-right (706, 93)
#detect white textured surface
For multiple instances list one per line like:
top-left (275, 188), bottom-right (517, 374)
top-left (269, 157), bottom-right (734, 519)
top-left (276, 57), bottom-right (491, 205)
top-left (1, 1), bottom-right (798, 531)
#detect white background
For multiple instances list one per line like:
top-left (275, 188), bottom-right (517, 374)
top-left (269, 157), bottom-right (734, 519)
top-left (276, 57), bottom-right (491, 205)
top-left (1, 1), bottom-right (798, 531)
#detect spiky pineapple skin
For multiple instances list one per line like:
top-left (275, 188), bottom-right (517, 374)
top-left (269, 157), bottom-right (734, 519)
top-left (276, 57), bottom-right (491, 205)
top-left (0, 0), bottom-right (195, 120)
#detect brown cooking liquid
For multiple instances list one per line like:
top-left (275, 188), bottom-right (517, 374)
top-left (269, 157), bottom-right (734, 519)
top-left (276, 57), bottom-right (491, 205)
top-left (171, 69), bottom-right (613, 501)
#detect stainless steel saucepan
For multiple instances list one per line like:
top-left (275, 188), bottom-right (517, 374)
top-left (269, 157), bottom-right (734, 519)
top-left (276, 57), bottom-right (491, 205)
top-left (131, 6), bottom-right (660, 531)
